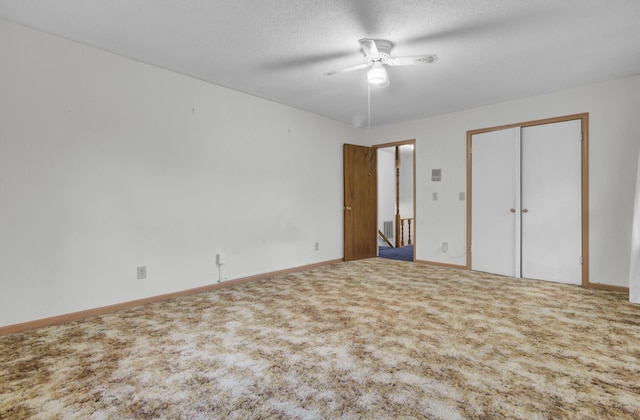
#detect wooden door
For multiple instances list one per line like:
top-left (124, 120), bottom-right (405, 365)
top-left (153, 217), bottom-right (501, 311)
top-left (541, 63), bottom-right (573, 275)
top-left (344, 144), bottom-right (377, 261)
top-left (521, 120), bottom-right (582, 285)
top-left (471, 127), bottom-right (521, 277)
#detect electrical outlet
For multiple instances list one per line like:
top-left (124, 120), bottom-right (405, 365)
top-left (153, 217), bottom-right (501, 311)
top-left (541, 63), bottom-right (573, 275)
top-left (442, 242), bottom-right (448, 253)
top-left (432, 192), bottom-right (438, 201)
top-left (137, 266), bottom-right (147, 280)
top-left (314, 242), bottom-right (320, 251)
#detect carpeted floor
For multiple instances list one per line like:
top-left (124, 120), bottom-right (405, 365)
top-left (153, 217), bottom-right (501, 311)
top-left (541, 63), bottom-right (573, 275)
top-left (379, 245), bottom-right (413, 261)
top-left (1, 258), bottom-right (640, 419)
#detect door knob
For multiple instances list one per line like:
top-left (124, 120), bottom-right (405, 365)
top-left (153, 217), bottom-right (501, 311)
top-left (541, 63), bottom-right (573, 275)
top-left (522, 208), bottom-right (529, 213)
top-left (510, 208), bottom-right (516, 213)
top-left (345, 206), bottom-right (352, 211)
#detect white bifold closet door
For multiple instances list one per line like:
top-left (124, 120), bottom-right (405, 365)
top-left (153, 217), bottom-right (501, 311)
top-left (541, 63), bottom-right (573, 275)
top-left (521, 120), bottom-right (582, 284)
top-left (471, 119), bottom-right (582, 285)
top-left (471, 127), bottom-right (521, 277)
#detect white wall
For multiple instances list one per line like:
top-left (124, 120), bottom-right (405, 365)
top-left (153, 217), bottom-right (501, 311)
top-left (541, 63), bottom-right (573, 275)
top-left (372, 75), bottom-right (640, 287)
top-left (629, 147), bottom-right (640, 303)
top-left (0, 19), bottom-right (365, 327)
top-left (377, 148), bottom-right (395, 243)
top-left (399, 146), bottom-right (414, 219)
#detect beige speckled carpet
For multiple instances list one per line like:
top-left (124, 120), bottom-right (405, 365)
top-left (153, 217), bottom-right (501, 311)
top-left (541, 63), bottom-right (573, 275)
top-left (2, 258), bottom-right (640, 419)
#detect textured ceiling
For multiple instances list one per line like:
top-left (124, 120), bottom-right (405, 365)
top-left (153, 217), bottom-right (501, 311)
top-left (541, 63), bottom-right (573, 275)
top-left (1, 0), bottom-right (640, 127)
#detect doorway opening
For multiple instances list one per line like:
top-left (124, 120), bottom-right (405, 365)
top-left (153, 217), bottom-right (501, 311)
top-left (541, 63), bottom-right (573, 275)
top-left (375, 140), bottom-right (416, 262)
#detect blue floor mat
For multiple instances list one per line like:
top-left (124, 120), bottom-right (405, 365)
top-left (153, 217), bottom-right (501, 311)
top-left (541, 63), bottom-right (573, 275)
top-left (379, 245), bottom-right (413, 261)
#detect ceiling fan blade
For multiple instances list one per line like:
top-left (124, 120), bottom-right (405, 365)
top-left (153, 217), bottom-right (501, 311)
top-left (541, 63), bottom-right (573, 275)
top-left (324, 62), bottom-right (371, 76)
top-left (358, 38), bottom-right (380, 59)
top-left (385, 54), bottom-right (439, 66)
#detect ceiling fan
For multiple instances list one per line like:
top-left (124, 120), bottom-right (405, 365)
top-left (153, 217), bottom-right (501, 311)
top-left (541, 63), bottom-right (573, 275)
top-left (324, 39), bottom-right (438, 87)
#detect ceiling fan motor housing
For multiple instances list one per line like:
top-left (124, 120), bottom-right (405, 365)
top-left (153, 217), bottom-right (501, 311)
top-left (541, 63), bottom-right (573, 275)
top-left (364, 39), bottom-right (393, 61)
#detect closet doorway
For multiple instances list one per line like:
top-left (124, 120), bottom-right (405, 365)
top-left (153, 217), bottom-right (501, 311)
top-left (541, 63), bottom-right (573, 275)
top-left (467, 114), bottom-right (589, 286)
top-left (375, 140), bottom-right (416, 262)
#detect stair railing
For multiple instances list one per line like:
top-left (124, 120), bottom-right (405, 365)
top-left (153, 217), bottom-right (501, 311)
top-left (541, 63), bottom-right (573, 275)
top-left (400, 218), bottom-right (413, 247)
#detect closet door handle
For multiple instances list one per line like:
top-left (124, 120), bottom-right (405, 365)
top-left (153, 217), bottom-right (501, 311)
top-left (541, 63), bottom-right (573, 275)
top-left (510, 208), bottom-right (516, 213)
top-left (522, 208), bottom-right (529, 213)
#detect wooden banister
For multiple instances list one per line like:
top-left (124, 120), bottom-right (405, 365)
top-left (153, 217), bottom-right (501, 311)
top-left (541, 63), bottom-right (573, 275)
top-left (378, 230), bottom-right (394, 248)
top-left (400, 218), bottom-right (414, 246)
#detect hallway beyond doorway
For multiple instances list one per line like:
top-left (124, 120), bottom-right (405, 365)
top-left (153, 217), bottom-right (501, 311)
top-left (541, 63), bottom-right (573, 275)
top-left (379, 245), bottom-right (413, 261)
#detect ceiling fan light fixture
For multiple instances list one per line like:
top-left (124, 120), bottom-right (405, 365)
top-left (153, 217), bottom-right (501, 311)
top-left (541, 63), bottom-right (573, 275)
top-left (367, 62), bottom-right (389, 87)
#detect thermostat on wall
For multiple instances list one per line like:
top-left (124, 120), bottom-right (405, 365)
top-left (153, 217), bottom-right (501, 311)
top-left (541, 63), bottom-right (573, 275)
top-left (432, 169), bottom-right (442, 182)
